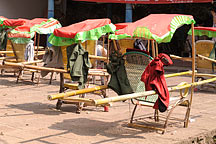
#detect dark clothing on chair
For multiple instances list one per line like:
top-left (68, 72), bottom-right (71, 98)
top-left (41, 46), bottom-right (64, 77)
top-left (141, 53), bottom-right (173, 112)
top-left (0, 30), bottom-right (7, 50)
top-left (106, 52), bottom-right (133, 95)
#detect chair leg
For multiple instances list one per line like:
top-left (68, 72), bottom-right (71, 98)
top-left (59, 73), bottom-right (64, 93)
top-left (36, 72), bottom-right (40, 85)
top-left (16, 70), bottom-right (22, 83)
top-left (49, 72), bottom-right (54, 85)
top-left (76, 93), bottom-right (85, 114)
top-left (1, 69), bottom-right (5, 75)
top-left (164, 99), bottom-right (184, 130)
top-left (130, 104), bottom-right (138, 124)
top-left (154, 109), bottom-right (159, 122)
top-left (31, 72), bottom-right (35, 82)
top-left (184, 100), bottom-right (190, 128)
top-left (56, 99), bottom-right (62, 110)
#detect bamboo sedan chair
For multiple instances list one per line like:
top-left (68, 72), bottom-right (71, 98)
top-left (6, 40), bottom-right (42, 83)
top-left (195, 40), bottom-right (216, 90)
top-left (0, 17), bottom-right (27, 74)
top-left (55, 40), bottom-right (110, 112)
top-left (48, 18), bottom-right (116, 112)
top-left (123, 51), bottom-right (190, 133)
top-left (187, 26), bottom-right (216, 90)
top-left (3, 18), bottom-right (61, 83)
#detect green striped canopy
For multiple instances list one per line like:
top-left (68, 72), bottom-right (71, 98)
top-left (8, 18), bottom-right (61, 44)
top-left (188, 26), bottom-right (216, 38)
top-left (48, 18), bottom-right (116, 46)
top-left (110, 14), bottom-right (195, 43)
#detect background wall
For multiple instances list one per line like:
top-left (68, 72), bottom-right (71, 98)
top-left (0, 0), bottom-right (48, 19)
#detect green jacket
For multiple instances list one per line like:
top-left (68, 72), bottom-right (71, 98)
top-left (106, 52), bottom-right (133, 95)
top-left (67, 43), bottom-right (92, 89)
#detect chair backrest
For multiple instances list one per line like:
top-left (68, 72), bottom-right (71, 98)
top-left (11, 42), bottom-right (27, 62)
top-left (195, 40), bottom-right (215, 70)
top-left (118, 39), bottom-right (135, 54)
top-left (123, 51), bottom-right (158, 105)
top-left (6, 40), bottom-right (14, 57)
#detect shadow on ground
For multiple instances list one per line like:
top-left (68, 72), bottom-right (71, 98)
top-left (5, 102), bottom-right (65, 116)
top-left (20, 118), bottom-right (149, 144)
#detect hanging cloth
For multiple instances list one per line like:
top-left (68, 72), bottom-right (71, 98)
top-left (24, 40), bottom-right (34, 62)
top-left (0, 29), bottom-right (7, 50)
top-left (141, 53), bottom-right (173, 112)
top-left (41, 46), bottom-right (64, 77)
top-left (66, 43), bottom-right (92, 89)
top-left (106, 52), bottom-right (133, 95)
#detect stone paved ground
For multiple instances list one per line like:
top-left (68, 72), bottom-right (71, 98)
top-left (0, 71), bottom-right (216, 144)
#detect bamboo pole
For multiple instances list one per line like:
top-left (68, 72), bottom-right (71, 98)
top-left (147, 40), bottom-right (150, 52)
top-left (197, 54), bottom-right (216, 63)
top-left (155, 42), bottom-right (158, 57)
top-left (170, 54), bottom-right (193, 62)
top-left (33, 32), bottom-right (37, 52)
top-left (89, 55), bottom-right (108, 61)
top-left (165, 71), bottom-right (193, 78)
top-left (92, 77), bottom-right (216, 106)
top-left (0, 56), bottom-right (16, 60)
top-left (112, 40), bottom-right (119, 52)
top-left (0, 51), bottom-right (13, 54)
top-left (48, 85), bottom-right (108, 100)
top-left (10, 40), bottom-right (18, 62)
top-left (195, 73), bottom-right (216, 77)
top-left (151, 40), bottom-right (155, 58)
top-left (102, 35), bottom-right (105, 51)
top-left (85, 40), bottom-right (88, 50)
top-left (3, 61), bottom-right (67, 73)
top-left (89, 69), bottom-right (107, 72)
top-left (107, 33), bottom-right (110, 61)
top-left (185, 23), bottom-right (196, 128)
top-left (21, 60), bottom-right (43, 65)
top-left (36, 33), bottom-right (40, 59)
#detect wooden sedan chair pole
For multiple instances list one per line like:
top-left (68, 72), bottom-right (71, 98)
top-left (185, 22), bottom-right (195, 127)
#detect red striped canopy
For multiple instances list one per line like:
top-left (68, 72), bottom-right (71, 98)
top-left (110, 14), bottom-right (195, 43)
top-left (73, 0), bottom-right (213, 4)
top-left (53, 18), bottom-right (112, 38)
top-left (0, 16), bottom-right (27, 28)
top-left (13, 18), bottom-right (47, 32)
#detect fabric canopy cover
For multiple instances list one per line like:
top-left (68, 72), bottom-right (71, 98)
top-left (0, 16), bottom-right (27, 29)
top-left (8, 18), bottom-right (61, 44)
top-left (188, 26), bottom-right (216, 38)
top-left (73, 0), bottom-right (213, 4)
top-left (115, 23), bottom-right (131, 30)
top-left (110, 14), bottom-right (195, 43)
top-left (48, 18), bottom-right (116, 46)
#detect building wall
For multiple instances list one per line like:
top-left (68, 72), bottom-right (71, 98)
top-left (0, 0), bottom-right (48, 19)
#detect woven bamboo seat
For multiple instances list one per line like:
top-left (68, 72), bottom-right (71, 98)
top-left (123, 51), bottom-right (190, 133)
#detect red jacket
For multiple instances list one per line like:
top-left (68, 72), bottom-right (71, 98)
top-left (141, 53), bottom-right (173, 112)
